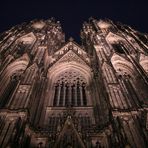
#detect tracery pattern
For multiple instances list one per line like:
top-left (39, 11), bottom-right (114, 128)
top-left (53, 71), bottom-right (87, 107)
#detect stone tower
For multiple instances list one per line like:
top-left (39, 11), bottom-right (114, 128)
top-left (0, 18), bottom-right (148, 148)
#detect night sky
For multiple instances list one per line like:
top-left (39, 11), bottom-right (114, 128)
top-left (0, 0), bottom-right (148, 43)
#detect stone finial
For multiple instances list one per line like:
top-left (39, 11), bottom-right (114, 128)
top-left (69, 37), bottom-right (74, 42)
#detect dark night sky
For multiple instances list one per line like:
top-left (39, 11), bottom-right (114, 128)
top-left (0, 0), bottom-right (148, 43)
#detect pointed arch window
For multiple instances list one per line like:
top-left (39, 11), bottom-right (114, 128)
top-left (53, 71), bottom-right (88, 107)
top-left (0, 73), bottom-right (19, 108)
top-left (120, 75), bottom-right (141, 107)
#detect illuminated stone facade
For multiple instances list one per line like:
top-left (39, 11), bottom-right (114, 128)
top-left (0, 18), bottom-right (148, 147)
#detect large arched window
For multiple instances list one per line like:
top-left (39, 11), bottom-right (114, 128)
top-left (111, 54), bottom-right (143, 108)
top-left (0, 54), bottom-right (29, 108)
top-left (0, 73), bottom-right (20, 108)
top-left (106, 32), bottom-right (132, 55)
top-left (53, 71), bottom-right (87, 107)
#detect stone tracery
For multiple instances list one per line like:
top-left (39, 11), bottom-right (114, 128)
top-left (53, 70), bottom-right (87, 107)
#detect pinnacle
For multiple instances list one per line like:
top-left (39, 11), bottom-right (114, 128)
top-left (69, 37), bottom-right (74, 42)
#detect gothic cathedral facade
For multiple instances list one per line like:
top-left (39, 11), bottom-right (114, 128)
top-left (0, 18), bottom-right (148, 148)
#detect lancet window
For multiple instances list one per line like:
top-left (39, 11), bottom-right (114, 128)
top-left (0, 73), bottom-right (20, 108)
top-left (118, 74), bottom-right (141, 108)
top-left (53, 71), bottom-right (87, 107)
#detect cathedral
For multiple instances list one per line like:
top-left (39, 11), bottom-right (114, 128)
top-left (0, 18), bottom-right (148, 148)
